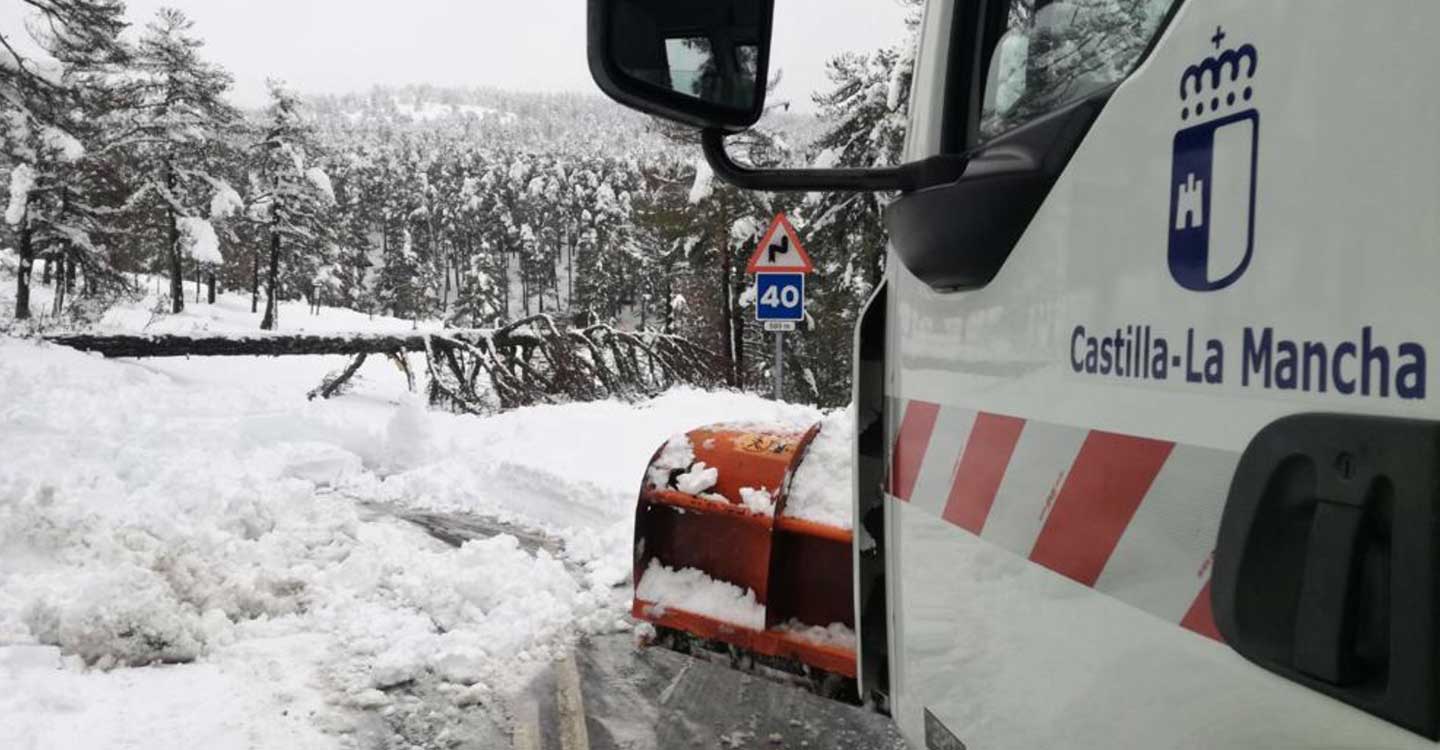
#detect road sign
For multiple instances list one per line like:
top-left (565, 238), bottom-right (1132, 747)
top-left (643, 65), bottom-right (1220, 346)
top-left (746, 213), bottom-right (814, 274)
top-left (747, 213), bottom-right (812, 402)
top-left (755, 272), bottom-right (805, 322)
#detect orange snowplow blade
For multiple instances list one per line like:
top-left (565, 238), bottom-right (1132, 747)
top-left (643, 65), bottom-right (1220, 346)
top-left (632, 423), bottom-right (855, 679)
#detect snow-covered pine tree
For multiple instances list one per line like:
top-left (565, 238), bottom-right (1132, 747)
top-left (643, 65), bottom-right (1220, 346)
top-left (629, 158), bottom-right (696, 333)
top-left (449, 169), bottom-right (505, 326)
top-left (573, 169), bottom-right (639, 324)
top-left (376, 227), bottom-right (423, 322)
top-left (664, 140), bottom-right (782, 390)
top-left (249, 80), bottom-right (335, 330)
top-left (126, 7), bottom-right (242, 314)
top-left (789, 0), bottom-right (921, 404)
top-left (1, 0), bottom-right (128, 320)
top-left (319, 149), bottom-right (379, 310)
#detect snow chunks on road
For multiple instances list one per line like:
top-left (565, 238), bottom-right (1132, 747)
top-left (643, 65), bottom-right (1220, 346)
top-left (0, 339), bottom-right (589, 745)
top-left (0, 337), bottom-right (842, 746)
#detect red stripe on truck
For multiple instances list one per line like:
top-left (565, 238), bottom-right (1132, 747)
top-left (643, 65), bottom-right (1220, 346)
top-left (1180, 580), bottom-right (1223, 642)
top-left (942, 413), bottom-right (1026, 533)
top-left (1028, 431), bottom-right (1174, 586)
top-left (890, 400), bottom-right (940, 501)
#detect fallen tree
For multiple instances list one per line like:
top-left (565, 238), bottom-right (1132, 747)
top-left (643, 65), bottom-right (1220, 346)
top-left (421, 316), bottom-right (720, 413)
top-left (46, 316), bottom-right (722, 413)
top-left (43, 331), bottom-right (442, 358)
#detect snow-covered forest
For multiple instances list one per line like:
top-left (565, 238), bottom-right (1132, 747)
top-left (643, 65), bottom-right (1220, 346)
top-left (3, 0), bottom-right (922, 406)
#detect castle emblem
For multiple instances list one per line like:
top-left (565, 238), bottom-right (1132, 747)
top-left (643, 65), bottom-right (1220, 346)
top-left (1168, 27), bottom-right (1259, 292)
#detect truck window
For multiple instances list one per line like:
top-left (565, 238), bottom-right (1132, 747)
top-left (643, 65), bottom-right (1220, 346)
top-left (979, 0), bottom-right (1179, 141)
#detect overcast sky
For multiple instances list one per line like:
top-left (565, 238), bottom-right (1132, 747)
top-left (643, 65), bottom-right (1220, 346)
top-left (2, 0), bottom-right (914, 110)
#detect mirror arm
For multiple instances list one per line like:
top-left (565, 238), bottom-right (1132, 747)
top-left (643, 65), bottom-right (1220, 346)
top-left (701, 129), bottom-right (968, 193)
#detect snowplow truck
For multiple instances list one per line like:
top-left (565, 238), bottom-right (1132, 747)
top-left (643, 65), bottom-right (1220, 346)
top-left (591, 1), bottom-right (1440, 747)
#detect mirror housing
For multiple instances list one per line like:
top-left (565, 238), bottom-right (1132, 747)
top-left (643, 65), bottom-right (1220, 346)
top-left (587, 0), bottom-right (968, 193)
top-left (587, 0), bottom-right (773, 132)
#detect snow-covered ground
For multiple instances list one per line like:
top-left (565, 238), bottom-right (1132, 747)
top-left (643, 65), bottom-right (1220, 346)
top-left (0, 274), bottom-right (845, 747)
top-left (0, 257), bottom-right (442, 336)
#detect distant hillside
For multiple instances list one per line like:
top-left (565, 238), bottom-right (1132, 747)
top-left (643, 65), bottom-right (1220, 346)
top-left (306, 85), bottom-right (674, 155)
top-left (304, 84), bottom-right (821, 157)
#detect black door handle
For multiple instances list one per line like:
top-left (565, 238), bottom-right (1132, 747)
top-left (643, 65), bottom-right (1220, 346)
top-left (1293, 494), bottom-right (1367, 684)
top-left (1213, 414), bottom-right (1439, 739)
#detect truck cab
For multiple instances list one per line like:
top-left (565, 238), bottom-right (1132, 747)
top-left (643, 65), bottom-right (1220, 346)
top-left (590, 1), bottom-right (1440, 747)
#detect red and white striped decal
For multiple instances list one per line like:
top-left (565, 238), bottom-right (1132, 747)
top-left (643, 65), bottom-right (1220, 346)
top-left (889, 399), bottom-right (1236, 641)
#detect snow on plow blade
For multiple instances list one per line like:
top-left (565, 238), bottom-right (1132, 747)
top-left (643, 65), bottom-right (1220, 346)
top-left (632, 423), bottom-right (856, 686)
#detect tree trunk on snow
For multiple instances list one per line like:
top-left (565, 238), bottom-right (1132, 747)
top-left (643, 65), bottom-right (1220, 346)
top-left (520, 255), bottom-right (530, 316)
top-left (195, 265), bottom-right (202, 303)
top-left (442, 255), bottom-right (450, 313)
top-left (567, 230), bottom-right (575, 310)
top-left (15, 216), bottom-right (32, 320)
top-left (65, 253), bottom-right (75, 294)
top-left (167, 201), bottom-right (184, 314)
top-left (261, 229), bottom-right (280, 330)
top-left (730, 267), bottom-right (745, 390)
top-left (45, 332), bottom-right (469, 358)
top-left (251, 250), bottom-right (260, 313)
top-left (51, 250), bottom-right (67, 316)
top-left (498, 250), bottom-right (509, 318)
top-left (663, 272), bottom-right (674, 333)
top-left (41, 256), bottom-right (52, 285)
top-left (717, 215), bottom-right (738, 388)
top-left (207, 273), bottom-right (216, 304)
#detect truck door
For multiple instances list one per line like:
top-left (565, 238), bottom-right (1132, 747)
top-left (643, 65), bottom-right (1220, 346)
top-left (885, 1), bottom-right (1440, 748)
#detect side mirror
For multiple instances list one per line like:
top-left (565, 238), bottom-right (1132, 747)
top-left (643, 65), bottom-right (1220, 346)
top-left (587, 0), bottom-right (773, 132)
top-left (587, 0), bottom-right (967, 193)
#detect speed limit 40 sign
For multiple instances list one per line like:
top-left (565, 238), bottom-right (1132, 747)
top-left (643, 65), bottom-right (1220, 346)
top-left (746, 213), bottom-right (813, 398)
top-left (755, 272), bottom-right (804, 322)
top-left (749, 214), bottom-right (812, 326)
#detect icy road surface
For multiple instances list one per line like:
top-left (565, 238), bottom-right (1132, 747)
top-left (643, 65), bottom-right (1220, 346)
top-left (392, 506), bottom-right (903, 750)
top-left (0, 334), bottom-right (864, 748)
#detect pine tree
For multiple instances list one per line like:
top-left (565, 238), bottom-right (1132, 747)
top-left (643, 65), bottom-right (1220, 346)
top-left (788, 2), bottom-right (921, 403)
top-left (127, 7), bottom-right (242, 314)
top-left (2, 0), bottom-right (128, 320)
top-left (249, 81), bottom-right (335, 330)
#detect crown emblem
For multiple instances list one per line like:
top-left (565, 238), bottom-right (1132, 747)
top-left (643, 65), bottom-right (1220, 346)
top-left (1180, 27), bottom-right (1258, 122)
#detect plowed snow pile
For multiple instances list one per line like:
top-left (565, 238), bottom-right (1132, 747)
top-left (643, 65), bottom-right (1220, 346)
top-left (0, 335), bottom-right (841, 747)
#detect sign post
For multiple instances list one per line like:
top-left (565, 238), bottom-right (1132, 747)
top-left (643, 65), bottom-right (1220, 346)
top-left (774, 330), bottom-right (784, 400)
top-left (747, 214), bottom-right (814, 400)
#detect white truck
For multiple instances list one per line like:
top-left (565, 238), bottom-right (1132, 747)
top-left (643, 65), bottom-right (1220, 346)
top-left (589, 1), bottom-right (1440, 747)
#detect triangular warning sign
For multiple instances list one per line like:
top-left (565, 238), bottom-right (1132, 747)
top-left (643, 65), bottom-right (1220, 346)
top-left (746, 213), bottom-right (814, 274)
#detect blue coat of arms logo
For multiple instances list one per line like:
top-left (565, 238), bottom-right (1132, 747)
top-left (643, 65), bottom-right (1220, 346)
top-left (1168, 27), bottom-right (1259, 292)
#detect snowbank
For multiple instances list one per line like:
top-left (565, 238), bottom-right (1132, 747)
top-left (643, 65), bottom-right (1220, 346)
top-left (0, 331), bottom-right (850, 745)
top-left (0, 640), bottom-right (337, 750)
top-left (0, 338), bottom-right (618, 745)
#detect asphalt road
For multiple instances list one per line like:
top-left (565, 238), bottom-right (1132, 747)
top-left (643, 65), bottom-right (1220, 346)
top-left (553, 633), bottom-right (907, 750)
